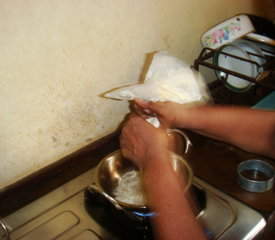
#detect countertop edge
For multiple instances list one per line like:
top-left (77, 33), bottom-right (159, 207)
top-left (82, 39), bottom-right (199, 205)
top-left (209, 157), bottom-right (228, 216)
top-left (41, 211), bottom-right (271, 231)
top-left (0, 131), bottom-right (120, 217)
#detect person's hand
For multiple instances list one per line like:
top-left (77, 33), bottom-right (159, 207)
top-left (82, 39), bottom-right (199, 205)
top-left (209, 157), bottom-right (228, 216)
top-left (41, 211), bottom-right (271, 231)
top-left (120, 113), bottom-right (169, 170)
top-left (133, 98), bottom-right (183, 129)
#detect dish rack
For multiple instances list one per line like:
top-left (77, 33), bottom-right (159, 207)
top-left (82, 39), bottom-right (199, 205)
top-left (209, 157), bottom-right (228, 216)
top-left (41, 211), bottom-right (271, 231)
top-left (193, 39), bottom-right (275, 105)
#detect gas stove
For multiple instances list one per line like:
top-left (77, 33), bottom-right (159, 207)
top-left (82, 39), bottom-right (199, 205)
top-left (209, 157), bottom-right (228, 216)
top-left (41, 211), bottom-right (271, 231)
top-left (3, 167), bottom-right (265, 240)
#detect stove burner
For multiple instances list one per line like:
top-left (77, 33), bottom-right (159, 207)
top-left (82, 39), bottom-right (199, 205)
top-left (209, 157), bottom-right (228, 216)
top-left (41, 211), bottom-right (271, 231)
top-left (84, 185), bottom-right (206, 240)
top-left (84, 188), bottom-right (153, 240)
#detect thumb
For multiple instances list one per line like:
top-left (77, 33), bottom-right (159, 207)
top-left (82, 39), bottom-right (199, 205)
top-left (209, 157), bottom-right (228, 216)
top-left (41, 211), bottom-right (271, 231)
top-left (134, 98), bottom-right (150, 108)
top-left (134, 98), bottom-right (162, 115)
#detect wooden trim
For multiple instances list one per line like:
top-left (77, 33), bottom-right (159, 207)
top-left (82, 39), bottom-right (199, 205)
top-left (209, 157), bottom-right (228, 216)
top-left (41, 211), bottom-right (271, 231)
top-left (0, 131), bottom-right (120, 217)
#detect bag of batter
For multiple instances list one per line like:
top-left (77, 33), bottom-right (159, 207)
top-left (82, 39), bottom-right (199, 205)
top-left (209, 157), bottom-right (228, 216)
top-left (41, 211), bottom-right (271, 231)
top-left (103, 51), bottom-right (210, 127)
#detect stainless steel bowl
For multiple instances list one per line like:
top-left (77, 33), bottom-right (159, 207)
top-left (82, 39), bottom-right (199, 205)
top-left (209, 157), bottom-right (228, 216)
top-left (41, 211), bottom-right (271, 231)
top-left (88, 148), bottom-right (193, 220)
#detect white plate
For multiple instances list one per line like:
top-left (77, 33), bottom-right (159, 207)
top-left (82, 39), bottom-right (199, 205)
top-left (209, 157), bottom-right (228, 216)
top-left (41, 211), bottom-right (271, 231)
top-left (245, 33), bottom-right (275, 46)
top-left (232, 39), bottom-right (266, 77)
top-left (243, 35), bottom-right (275, 57)
top-left (214, 44), bottom-right (255, 92)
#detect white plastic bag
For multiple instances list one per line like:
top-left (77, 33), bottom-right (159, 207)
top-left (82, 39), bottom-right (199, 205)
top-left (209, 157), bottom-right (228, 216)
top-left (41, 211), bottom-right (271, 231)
top-left (104, 51), bottom-right (210, 127)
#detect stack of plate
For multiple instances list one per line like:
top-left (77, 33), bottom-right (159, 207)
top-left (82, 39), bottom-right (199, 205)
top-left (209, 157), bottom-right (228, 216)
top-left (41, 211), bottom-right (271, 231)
top-left (200, 14), bottom-right (275, 92)
top-left (213, 39), bottom-right (266, 92)
top-left (244, 33), bottom-right (275, 57)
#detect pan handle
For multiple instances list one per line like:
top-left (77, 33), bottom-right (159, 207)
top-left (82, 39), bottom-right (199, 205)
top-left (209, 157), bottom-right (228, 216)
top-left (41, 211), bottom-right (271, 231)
top-left (0, 219), bottom-right (10, 240)
top-left (168, 129), bottom-right (192, 154)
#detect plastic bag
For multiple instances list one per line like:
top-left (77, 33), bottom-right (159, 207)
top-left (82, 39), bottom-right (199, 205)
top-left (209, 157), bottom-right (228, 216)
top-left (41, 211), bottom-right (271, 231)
top-left (103, 51), bottom-right (210, 127)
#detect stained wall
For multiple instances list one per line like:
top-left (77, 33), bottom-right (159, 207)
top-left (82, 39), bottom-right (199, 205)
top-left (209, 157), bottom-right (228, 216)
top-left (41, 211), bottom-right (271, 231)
top-left (0, 0), bottom-right (273, 188)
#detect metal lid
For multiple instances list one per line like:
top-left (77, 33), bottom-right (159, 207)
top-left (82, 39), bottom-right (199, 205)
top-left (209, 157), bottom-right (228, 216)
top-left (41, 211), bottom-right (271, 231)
top-left (237, 159), bottom-right (274, 192)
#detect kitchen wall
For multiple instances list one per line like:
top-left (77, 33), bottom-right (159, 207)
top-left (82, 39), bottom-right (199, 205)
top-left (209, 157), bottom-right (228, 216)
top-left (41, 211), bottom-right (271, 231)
top-left (0, 0), bottom-right (273, 189)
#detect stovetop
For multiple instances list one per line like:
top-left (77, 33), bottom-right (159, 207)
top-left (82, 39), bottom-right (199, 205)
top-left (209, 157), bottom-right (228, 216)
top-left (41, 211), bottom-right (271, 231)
top-left (3, 168), bottom-right (266, 240)
top-left (84, 182), bottom-right (206, 240)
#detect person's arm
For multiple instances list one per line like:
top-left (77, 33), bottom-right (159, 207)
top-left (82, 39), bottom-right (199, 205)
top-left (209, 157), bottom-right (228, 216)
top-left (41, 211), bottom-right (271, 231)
top-left (134, 99), bottom-right (275, 159)
top-left (176, 105), bottom-right (275, 158)
top-left (142, 151), bottom-right (207, 240)
top-left (120, 114), bottom-right (207, 240)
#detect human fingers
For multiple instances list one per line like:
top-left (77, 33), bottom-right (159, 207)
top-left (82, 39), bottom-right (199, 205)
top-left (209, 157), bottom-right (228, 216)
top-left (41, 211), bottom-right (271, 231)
top-left (134, 98), bottom-right (170, 118)
top-left (133, 102), bottom-right (155, 119)
top-left (134, 98), bottom-right (159, 114)
top-left (119, 115), bottom-right (139, 164)
top-left (120, 114), bottom-right (157, 168)
top-left (120, 134), bottom-right (134, 162)
top-left (135, 99), bottom-right (178, 128)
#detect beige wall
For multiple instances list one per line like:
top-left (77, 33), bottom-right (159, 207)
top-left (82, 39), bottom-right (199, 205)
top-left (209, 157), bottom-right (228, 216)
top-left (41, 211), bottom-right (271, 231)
top-left (0, 0), bottom-right (273, 188)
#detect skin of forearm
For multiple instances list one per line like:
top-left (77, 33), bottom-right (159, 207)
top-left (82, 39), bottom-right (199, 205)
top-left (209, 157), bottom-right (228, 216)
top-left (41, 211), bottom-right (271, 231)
top-left (142, 152), bottom-right (207, 240)
top-left (175, 106), bottom-right (275, 159)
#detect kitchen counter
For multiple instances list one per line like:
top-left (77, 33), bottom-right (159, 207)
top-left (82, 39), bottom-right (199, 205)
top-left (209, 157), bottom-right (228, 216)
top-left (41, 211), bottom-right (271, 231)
top-left (185, 131), bottom-right (275, 215)
top-left (0, 129), bottom-right (274, 239)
